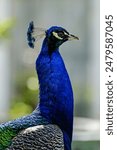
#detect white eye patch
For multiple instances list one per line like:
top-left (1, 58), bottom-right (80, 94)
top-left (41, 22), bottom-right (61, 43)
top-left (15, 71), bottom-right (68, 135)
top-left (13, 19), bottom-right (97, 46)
top-left (52, 32), bottom-right (63, 40)
top-left (63, 32), bottom-right (69, 35)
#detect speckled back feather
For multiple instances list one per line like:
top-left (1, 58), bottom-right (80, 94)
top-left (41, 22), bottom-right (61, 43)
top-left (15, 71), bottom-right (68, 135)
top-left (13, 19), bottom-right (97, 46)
top-left (7, 125), bottom-right (64, 150)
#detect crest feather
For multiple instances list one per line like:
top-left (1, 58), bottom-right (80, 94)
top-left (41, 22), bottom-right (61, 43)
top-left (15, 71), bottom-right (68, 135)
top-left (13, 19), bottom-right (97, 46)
top-left (27, 21), bottom-right (46, 48)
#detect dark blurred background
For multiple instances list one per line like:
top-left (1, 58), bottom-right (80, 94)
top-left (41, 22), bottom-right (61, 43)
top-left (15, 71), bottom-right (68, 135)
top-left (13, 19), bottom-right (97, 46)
top-left (0, 0), bottom-right (100, 149)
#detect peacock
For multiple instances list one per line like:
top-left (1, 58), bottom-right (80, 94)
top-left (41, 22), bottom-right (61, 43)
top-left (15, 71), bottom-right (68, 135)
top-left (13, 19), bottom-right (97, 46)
top-left (0, 21), bottom-right (79, 150)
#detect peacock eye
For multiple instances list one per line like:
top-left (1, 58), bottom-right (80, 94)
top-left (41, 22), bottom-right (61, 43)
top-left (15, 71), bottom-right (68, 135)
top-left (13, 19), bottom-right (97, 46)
top-left (57, 31), bottom-right (65, 38)
top-left (52, 31), bottom-right (69, 40)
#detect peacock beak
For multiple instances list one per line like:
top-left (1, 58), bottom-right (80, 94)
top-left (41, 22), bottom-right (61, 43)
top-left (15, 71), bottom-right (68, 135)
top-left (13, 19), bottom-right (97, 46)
top-left (68, 34), bottom-right (79, 41)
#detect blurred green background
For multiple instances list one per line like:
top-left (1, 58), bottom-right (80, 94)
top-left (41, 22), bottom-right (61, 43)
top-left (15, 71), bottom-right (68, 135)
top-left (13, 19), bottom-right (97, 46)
top-left (0, 0), bottom-right (100, 149)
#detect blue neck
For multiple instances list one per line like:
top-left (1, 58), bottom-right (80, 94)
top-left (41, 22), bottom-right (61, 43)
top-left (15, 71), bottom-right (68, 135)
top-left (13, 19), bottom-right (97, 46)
top-left (36, 38), bottom-right (74, 149)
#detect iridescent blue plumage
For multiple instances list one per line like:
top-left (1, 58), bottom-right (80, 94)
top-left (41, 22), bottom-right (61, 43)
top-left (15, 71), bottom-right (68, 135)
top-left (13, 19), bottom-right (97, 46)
top-left (36, 41), bottom-right (73, 150)
top-left (0, 21), bottom-right (79, 150)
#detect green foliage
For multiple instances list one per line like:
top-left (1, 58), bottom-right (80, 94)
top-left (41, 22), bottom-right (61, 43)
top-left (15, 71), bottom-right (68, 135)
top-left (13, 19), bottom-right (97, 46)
top-left (72, 141), bottom-right (100, 150)
top-left (0, 19), bottom-right (15, 39)
top-left (74, 84), bottom-right (93, 117)
top-left (9, 102), bottom-right (32, 119)
top-left (9, 71), bottom-right (38, 119)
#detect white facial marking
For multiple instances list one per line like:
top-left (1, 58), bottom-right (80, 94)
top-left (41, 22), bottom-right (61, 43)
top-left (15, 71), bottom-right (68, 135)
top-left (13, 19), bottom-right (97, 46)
top-left (63, 31), bottom-right (68, 35)
top-left (52, 32), bottom-right (63, 40)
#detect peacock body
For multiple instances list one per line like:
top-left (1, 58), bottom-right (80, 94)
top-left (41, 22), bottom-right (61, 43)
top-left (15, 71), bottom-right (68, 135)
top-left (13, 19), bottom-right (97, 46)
top-left (0, 22), bottom-right (79, 150)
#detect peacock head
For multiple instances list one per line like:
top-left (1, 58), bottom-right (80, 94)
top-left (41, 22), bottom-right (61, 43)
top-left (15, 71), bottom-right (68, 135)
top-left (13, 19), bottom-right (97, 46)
top-left (27, 21), bottom-right (79, 50)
